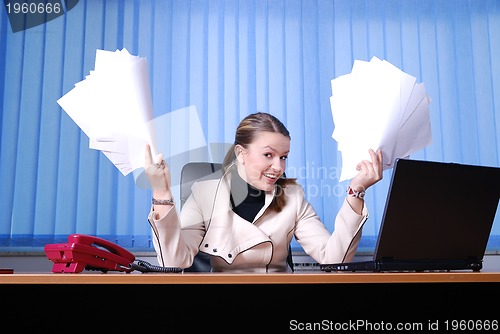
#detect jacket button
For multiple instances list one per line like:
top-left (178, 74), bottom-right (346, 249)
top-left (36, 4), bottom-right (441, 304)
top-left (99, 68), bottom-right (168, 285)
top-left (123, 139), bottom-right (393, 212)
top-left (228, 254), bottom-right (232, 258)
top-left (204, 244), bottom-right (209, 248)
top-left (213, 248), bottom-right (217, 253)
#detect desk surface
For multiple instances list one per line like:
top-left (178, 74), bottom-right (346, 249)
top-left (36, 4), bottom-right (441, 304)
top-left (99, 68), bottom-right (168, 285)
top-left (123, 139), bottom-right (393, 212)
top-left (2, 271), bottom-right (500, 284)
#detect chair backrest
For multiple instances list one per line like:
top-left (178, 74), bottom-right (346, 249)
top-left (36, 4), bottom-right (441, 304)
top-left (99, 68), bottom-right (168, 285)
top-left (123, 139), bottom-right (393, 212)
top-left (180, 162), bottom-right (223, 208)
top-left (180, 162), bottom-right (223, 272)
top-left (179, 161), bottom-right (294, 272)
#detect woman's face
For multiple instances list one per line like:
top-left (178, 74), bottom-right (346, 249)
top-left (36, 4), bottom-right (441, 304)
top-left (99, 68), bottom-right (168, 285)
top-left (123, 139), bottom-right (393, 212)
top-left (236, 131), bottom-right (290, 192)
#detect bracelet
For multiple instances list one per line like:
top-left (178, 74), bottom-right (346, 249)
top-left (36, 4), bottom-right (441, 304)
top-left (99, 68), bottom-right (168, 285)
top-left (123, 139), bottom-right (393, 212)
top-left (346, 186), bottom-right (365, 200)
top-left (152, 197), bottom-right (175, 205)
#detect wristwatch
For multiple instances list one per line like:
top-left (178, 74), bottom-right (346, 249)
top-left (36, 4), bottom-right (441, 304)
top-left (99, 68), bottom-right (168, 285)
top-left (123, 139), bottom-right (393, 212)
top-left (347, 186), bottom-right (365, 199)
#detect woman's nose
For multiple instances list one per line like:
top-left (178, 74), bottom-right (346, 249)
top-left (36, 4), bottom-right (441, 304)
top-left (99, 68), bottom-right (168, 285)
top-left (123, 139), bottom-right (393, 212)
top-left (272, 159), bottom-right (285, 173)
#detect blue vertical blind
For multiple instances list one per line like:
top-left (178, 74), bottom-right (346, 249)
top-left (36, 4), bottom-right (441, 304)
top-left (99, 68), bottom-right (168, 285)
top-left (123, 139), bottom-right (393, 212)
top-left (0, 0), bottom-right (499, 251)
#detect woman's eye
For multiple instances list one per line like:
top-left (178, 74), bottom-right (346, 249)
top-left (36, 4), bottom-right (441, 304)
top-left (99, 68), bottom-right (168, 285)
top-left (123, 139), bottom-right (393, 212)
top-left (263, 153), bottom-right (287, 159)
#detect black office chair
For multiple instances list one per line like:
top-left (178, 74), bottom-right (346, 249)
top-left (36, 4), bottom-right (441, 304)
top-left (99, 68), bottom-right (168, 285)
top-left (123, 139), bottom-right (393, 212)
top-left (179, 162), bottom-right (294, 272)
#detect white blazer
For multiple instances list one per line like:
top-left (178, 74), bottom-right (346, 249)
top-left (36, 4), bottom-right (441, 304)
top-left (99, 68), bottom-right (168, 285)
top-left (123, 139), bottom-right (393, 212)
top-left (148, 175), bottom-right (368, 273)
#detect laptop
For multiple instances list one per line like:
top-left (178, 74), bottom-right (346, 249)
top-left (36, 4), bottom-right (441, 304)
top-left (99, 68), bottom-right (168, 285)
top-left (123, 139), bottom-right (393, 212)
top-left (320, 158), bottom-right (500, 272)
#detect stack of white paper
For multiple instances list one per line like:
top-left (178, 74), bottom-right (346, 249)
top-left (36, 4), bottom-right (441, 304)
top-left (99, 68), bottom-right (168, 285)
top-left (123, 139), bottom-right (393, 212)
top-left (330, 56), bottom-right (432, 181)
top-left (57, 48), bottom-right (155, 175)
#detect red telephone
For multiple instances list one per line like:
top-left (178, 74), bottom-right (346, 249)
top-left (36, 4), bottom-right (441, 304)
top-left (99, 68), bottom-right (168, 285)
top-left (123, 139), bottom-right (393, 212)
top-left (44, 234), bottom-right (135, 273)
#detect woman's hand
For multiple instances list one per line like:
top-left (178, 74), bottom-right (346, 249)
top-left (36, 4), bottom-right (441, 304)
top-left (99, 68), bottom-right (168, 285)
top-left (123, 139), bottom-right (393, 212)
top-left (145, 144), bottom-right (173, 200)
top-left (346, 149), bottom-right (383, 214)
top-left (350, 148), bottom-right (383, 192)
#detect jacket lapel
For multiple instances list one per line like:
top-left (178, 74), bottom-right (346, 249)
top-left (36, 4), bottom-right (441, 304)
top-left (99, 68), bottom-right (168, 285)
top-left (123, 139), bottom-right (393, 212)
top-left (201, 174), bottom-right (275, 263)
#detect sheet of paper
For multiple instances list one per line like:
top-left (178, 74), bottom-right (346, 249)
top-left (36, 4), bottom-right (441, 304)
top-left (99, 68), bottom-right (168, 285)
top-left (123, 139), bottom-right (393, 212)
top-left (57, 48), bottom-right (155, 176)
top-left (330, 57), bottom-right (432, 181)
top-left (57, 48), bottom-right (223, 201)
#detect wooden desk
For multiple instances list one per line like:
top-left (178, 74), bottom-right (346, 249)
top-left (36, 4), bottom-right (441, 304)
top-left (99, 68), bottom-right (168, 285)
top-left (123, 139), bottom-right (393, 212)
top-left (2, 271), bottom-right (500, 284)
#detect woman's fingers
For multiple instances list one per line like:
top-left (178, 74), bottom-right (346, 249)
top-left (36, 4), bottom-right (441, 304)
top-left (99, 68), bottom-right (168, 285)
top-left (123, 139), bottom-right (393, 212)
top-left (352, 149), bottom-right (384, 190)
top-left (356, 149), bottom-right (378, 173)
top-left (145, 144), bottom-right (166, 170)
top-left (154, 153), bottom-right (165, 167)
top-left (369, 148), bottom-right (383, 177)
top-left (145, 144), bottom-right (153, 168)
top-left (144, 145), bottom-right (171, 192)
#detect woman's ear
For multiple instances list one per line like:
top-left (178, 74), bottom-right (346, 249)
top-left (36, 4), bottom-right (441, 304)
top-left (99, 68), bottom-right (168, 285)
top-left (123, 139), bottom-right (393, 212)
top-left (234, 144), bottom-right (245, 164)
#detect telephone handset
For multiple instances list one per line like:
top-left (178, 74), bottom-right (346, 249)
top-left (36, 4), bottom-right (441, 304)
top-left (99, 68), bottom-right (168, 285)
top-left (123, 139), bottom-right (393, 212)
top-left (44, 234), bottom-right (135, 273)
top-left (44, 234), bottom-right (182, 273)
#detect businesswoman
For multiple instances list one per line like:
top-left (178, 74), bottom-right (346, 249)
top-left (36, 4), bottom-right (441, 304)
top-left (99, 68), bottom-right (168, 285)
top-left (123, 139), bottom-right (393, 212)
top-left (145, 112), bottom-right (383, 273)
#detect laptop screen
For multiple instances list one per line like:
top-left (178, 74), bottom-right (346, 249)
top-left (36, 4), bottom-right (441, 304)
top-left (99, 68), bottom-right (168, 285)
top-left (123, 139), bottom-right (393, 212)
top-left (374, 158), bottom-right (500, 262)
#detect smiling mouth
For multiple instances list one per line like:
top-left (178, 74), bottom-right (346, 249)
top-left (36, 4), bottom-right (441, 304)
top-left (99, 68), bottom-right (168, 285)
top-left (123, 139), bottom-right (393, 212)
top-left (264, 173), bottom-right (278, 180)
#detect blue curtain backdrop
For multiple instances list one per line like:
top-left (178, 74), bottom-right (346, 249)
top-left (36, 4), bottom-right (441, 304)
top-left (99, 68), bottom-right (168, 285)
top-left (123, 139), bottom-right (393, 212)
top-left (0, 0), bottom-right (499, 252)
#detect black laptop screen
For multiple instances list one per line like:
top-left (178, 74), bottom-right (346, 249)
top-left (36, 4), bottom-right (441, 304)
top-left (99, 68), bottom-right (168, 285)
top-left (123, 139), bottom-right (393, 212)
top-left (373, 159), bottom-right (500, 262)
